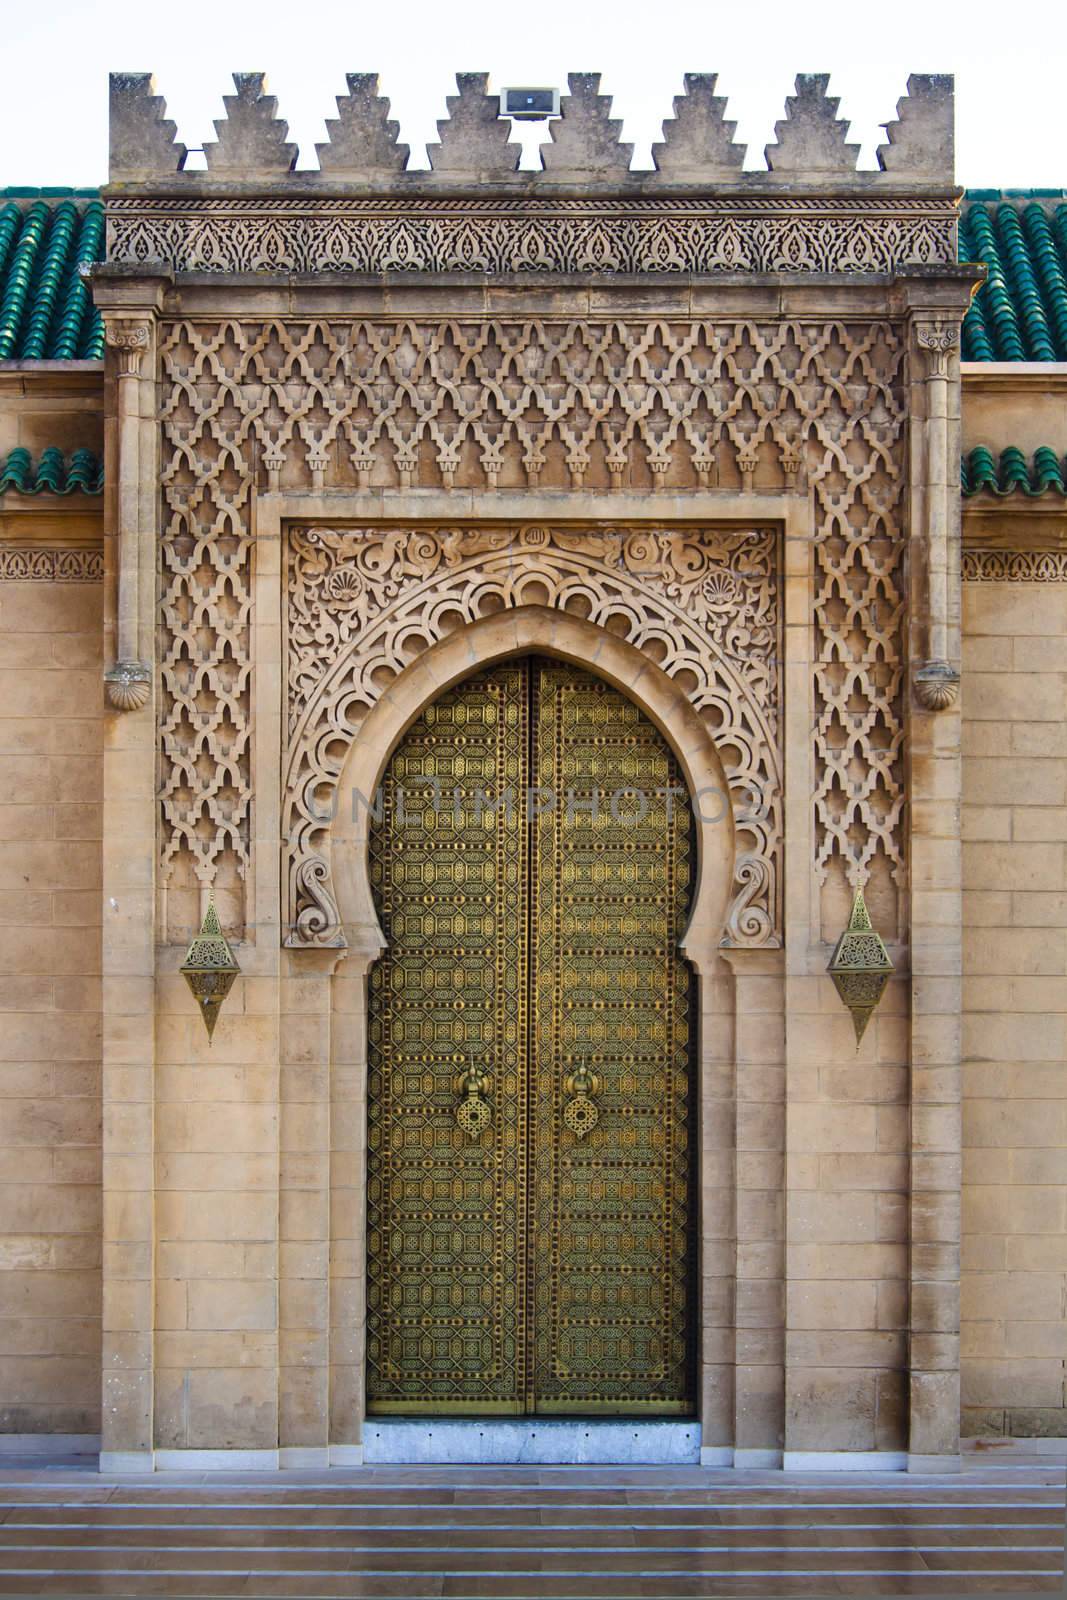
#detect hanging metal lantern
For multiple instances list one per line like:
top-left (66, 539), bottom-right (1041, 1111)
top-left (828, 887), bottom-right (894, 1047)
top-left (180, 895), bottom-right (240, 1042)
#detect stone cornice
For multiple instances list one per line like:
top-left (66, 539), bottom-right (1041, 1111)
top-left (962, 362), bottom-right (1067, 395)
top-left (0, 364), bottom-right (104, 397)
top-left (963, 500), bottom-right (1067, 551)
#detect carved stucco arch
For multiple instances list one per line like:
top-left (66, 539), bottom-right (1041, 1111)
top-left (283, 521), bottom-right (782, 949)
top-left (329, 609), bottom-right (736, 978)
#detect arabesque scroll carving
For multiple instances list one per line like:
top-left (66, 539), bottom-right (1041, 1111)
top-left (110, 196), bottom-right (954, 277)
top-left (284, 522), bottom-right (780, 949)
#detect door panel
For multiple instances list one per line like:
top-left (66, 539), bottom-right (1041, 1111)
top-left (366, 662), bottom-right (530, 1413)
top-left (529, 663), bottom-right (695, 1413)
top-left (365, 658), bottom-right (695, 1417)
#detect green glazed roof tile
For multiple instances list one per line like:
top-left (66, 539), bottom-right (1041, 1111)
top-left (0, 195), bottom-right (104, 362)
top-left (962, 445), bottom-right (1067, 497)
top-left (0, 188), bottom-right (1064, 366)
top-left (961, 193), bottom-right (1067, 361)
top-left (0, 445), bottom-right (103, 495)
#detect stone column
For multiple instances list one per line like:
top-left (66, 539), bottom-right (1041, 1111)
top-left (906, 306), bottom-right (966, 1469)
top-left (328, 950), bottom-right (375, 1466)
top-left (724, 951), bottom-right (786, 1468)
top-left (102, 322), bottom-right (152, 713)
top-left (94, 273), bottom-right (169, 1469)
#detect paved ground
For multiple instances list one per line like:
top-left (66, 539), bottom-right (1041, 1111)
top-left (0, 1450), bottom-right (1062, 1597)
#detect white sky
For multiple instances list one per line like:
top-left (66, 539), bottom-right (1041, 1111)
top-left (2, 0), bottom-right (1063, 188)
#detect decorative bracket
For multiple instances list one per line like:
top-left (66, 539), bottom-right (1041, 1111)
top-left (914, 659), bottom-right (960, 711)
top-left (104, 659), bottom-right (151, 712)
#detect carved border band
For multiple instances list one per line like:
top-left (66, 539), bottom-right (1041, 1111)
top-left (963, 548), bottom-right (1067, 583)
top-left (0, 548), bottom-right (104, 581)
top-left (109, 196), bottom-right (956, 276)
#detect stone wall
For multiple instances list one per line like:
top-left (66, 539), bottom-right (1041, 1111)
top-left (0, 552), bottom-right (104, 1438)
top-left (87, 64), bottom-right (973, 1466)
top-left (961, 557), bottom-right (1067, 1439)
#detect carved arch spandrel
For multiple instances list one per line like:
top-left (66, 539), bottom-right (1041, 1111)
top-left (282, 521), bottom-right (782, 951)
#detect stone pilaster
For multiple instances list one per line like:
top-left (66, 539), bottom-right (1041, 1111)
top-left (904, 293), bottom-right (971, 1468)
top-left (93, 274), bottom-right (169, 1469)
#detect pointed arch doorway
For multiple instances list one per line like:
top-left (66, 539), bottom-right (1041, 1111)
top-left (365, 655), bottom-right (697, 1417)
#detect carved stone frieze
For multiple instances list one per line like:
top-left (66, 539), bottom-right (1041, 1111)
top-left (109, 196), bottom-right (956, 276)
top-left (962, 548), bottom-right (1067, 582)
top-left (0, 548), bottom-right (104, 581)
top-left (284, 522), bottom-right (780, 949)
top-left (158, 315), bottom-right (905, 940)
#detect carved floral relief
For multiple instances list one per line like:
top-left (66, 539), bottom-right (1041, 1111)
top-left (285, 522), bottom-right (780, 948)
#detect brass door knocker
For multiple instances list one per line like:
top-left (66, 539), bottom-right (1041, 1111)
top-left (563, 1062), bottom-right (601, 1139)
top-left (455, 1056), bottom-right (492, 1139)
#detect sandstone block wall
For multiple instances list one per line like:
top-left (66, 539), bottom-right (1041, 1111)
top-left (0, 568), bottom-right (104, 1436)
top-left (962, 573), bottom-right (1067, 1438)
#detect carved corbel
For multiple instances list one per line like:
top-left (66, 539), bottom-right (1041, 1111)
top-left (913, 321), bottom-right (960, 711)
top-left (104, 318), bottom-right (154, 711)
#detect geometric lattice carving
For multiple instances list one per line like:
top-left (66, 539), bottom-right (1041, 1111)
top-left (158, 316), bottom-right (904, 941)
top-left (285, 522), bottom-right (780, 951)
top-left (0, 548), bottom-right (104, 581)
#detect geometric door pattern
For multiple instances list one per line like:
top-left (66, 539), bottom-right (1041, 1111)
top-left (366, 658), bottom-right (695, 1414)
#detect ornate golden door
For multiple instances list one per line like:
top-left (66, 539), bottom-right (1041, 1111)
top-left (366, 658), bottom-right (695, 1415)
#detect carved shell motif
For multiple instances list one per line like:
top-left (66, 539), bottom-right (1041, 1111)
top-left (105, 662), bottom-right (151, 712)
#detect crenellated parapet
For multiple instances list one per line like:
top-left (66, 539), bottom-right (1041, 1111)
top-left (107, 68), bottom-right (956, 190)
top-left (103, 69), bottom-right (961, 278)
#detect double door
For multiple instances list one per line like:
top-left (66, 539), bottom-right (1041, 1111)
top-left (366, 657), bottom-right (695, 1414)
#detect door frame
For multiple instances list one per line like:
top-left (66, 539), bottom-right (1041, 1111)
top-left (251, 491), bottom-right (808, 1466)
top-left (328, 607), bottom-right (740, 1457)
top-left (362, 653), bottom-right (700, 1418)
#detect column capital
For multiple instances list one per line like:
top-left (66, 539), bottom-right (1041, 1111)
top-left (914, 321), bottom-right (960, 378)
top-left (104, 317), bottom-right (152, 377)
